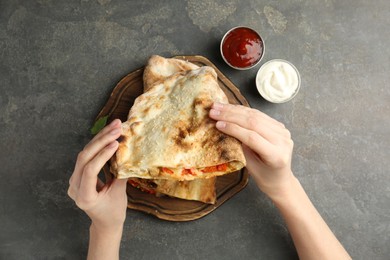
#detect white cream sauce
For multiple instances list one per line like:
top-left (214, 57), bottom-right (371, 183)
top-left (256, 60), bottom-right (300, 103)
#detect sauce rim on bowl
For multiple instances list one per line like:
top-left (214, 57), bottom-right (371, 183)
top-left (220, 26), bottom-right (265, 70)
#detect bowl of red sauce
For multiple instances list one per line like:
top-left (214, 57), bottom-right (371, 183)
top-left (220, 26), bottom-right (265, 70)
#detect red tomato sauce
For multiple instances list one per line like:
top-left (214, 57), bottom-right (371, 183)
top-left (222, 27), bottom-right (264, 68)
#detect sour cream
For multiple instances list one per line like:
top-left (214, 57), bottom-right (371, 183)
top-left (256, 59), bottom-right (300, 103)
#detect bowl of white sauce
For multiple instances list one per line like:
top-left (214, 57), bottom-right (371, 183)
top-left (256, 59), bottom-right (301, 103)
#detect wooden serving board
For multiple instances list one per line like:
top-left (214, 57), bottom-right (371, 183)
top-left (98, 55), bottom-right (250, 221)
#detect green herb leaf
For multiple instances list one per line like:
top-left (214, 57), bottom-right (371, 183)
top-left (90, 116), bottom-right (108, 135)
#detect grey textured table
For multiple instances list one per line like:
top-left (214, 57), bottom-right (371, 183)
top-left (1, 1), bottom-right (389, 259)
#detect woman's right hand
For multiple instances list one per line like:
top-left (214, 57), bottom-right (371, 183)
top-left (210, 102), bottom-right (352, 260)
top-left (209, 102), bottom-right (295, 199)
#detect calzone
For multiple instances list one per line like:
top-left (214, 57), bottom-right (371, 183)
top-left (111, 57), bottom-right (246, 181)
top-left (128, 56), bottom-right (217, 203)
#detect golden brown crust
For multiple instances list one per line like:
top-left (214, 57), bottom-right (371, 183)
top-left (143, 55), bottom-right (199, 92)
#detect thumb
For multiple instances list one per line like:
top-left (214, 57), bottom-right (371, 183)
top-left (110, 177), bottom-right (128, 193)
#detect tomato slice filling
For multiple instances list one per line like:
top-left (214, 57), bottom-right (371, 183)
top-left (128, 180), bottom-right (140, 188)
top-left (202, 163), bottom-right (228, 173)
top-left (182, 168), bottom-right (196, 176)
top-left (162, 167), bottom-right (174, 174)
top-left (160, 163), bottom-right (228, 177)
top-left (127, 179), bottom-right (156, 194)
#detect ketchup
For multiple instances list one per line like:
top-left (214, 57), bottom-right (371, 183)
top-left (222, 27), bottom-right (264, 68)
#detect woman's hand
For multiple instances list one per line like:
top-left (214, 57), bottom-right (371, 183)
top-left (210, 103), bottom-right (351, 260)
top-left (209, 102), bottom-right (295, 199)
top-left (68, 118), bottom-right (127, 231)
top-left (68, 119), bottom-right (127, 260)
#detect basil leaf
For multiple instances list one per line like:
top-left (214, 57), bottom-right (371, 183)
top-left (90, 116), bottom-right (108, 135)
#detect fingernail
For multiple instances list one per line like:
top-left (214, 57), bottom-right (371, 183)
top-left (213, 102), bottom-right (224, 109)
top-left (107, 141), bottom-right (118, 148)
top-left (110, 128), bottom-right (121, 135)
top-left (209, 109), bottom-right (220, 116)
top-left (109, 119), bottom-right (121, 127)
top-left (216, 121), bottom-right (226, 129)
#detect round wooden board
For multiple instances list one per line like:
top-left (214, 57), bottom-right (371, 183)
top-left (98, 55), bottom-right (250, 221)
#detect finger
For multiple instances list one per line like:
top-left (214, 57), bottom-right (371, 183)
top-left (112, 178), bottom-right (129, 207)
top-left (72, 122), bottom-right (121, 189)
top-left (109, 178), bottom-right (128, 198)
top-left (210, 104), bottom-right (285, 139)
top-left (241, 145), bottom-right (266, 179)
top-left (215, 120), bottom-right (274, 160)
top-left (67, 185), bottom-right (76, 200)
top-left (83, 119), bottom-right (122, 157)
top-left (68, 173), bottom-right (78, 200)
top-left (211, 103), bottom-right (285, 129)
top-left (73, 119), bottom-right (121, 181)
top-left (92, 119), bottom-right (122, 142)
top-left (96, 178), bottom-right (105, 192)
top-left (112, 178), bottom-right (128, 191)
top-left (211, 103), bottom-right (291, 141)
top-left (78, 141), bottom-right (119, 204)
